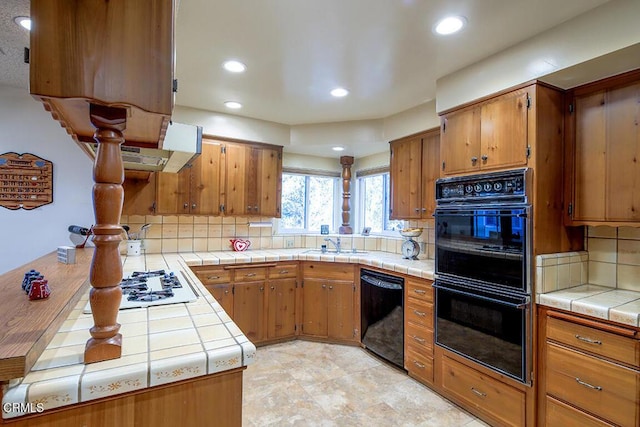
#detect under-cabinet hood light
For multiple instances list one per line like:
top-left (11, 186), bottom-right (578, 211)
top-left (225, 101), bottom-right (242, 109)
top-left (248, 222), bottom-right (273, 228)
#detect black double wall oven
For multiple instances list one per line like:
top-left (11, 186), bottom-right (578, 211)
top-left (434, 169), bottom-right (532, 384)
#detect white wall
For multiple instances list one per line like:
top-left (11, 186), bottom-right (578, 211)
top-left (436, 0), bottom-right (640, 112)
top-left (0, 85), bottom-right (94, 275)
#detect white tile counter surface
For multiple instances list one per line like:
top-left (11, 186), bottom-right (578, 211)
top-left (2, 249), bottom-right (434, 419)
top-left (538, 285), bottom-right (640, 328)
top-left (2, 255), bottom-right (256, 420)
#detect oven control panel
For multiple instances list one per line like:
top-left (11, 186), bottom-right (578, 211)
top-left (436, 169), bottom-right (527, 203)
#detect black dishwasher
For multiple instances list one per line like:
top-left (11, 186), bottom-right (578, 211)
top-left (360, 269), bottom-right (405, 369)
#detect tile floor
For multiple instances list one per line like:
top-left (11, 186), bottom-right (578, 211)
top-left (242, 340), bottom-right (490, 427)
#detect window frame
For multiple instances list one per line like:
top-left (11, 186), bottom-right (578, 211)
top-left (278, 171), bottom-right (341, 234)
top-left (355, 170), bottom-right (404, 236)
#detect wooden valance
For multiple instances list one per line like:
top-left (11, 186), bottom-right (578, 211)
top-left (0, 152), bottom-right (53, 210)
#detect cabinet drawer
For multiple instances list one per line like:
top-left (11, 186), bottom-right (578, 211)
top-left (546, 342), bottom-right (639, 427)
top-left (546, 396), bottom-right (614, 427)
top-left (547, 315), bottom-right (639, 366)
top-left (234, 267), bottom-right (267, 282)
top-left (405, 322), bottom-right (433, 353)
top-left (303, 262), bottom-right (354, 281)
top-left (406, 299), bottom-right (433, 329)
top-left (441, 355), bottom-right (525, 427)
top-left (193, 268), bottom-right (231, 285)
top-left (406, 278), bottom-right (433, 303)
top-left (405, 346), bottom-right (433, 384)
top-left (269, 263), bottom-right (298, 279)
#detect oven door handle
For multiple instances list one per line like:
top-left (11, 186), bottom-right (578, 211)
top-left (433, 283), bottom-right (529, 309)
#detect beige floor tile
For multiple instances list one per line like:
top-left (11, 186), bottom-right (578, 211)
top-left (243, 340), bottom-right (482, 426)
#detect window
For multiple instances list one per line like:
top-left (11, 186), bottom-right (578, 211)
top-left (280, 172), bottom-right (339, 232)
top-left (358, 172), bottom-right (403, 233)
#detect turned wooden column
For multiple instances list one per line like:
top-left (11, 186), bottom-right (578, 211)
top-left (339, 156), bottom-right (354, 234)
top-left (84, 104), bottom-right (125, 364)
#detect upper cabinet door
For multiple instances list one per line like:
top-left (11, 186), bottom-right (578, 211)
top-left (440, 107), bottom-right (481, 175)
top-left (190, 140), bottom-right (221, 215)
top-left (569, 73), bottom-right (640, 224)
top-left (479, 88), bottom-right (529, 170)
top-left (223, 143), bottom-right (250, 216)
top-left (421, 132), bottom-right (440, 218)
top-left (223, 142), bottom-right (283, 217)
top-left (390, 136), bottom-right (423, 219)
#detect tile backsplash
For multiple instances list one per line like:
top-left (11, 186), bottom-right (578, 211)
top-left (536, 226), bottom-right (640, 294)
top-left (119, 215), bottom-right (436, 259)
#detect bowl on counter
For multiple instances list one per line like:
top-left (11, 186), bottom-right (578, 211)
top-left (399, 228), bottom-right (423, 238)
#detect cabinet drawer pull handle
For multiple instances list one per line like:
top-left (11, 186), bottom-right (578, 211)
top-left (413, 360), bottom-right (425, 369)
top-left (224, 290), bottom-right (229, 295)
top-left (279, 270), bottom-right (289, 274)
top-left (471, 388), bottom-right (486, 398)
top-left (245, 273), bottom-right (256, 278)
top-left (322, 284), bottom-right (326, 288)
top-left (414, 208), bottom-right (420, 212)
top-left (329, 285), bottom-right (333, 290)
top-left (259, 286), bottom-right (264, 292)
top-left (413, 310), bottom-right (426, 317)
top-left (471, 156), bottom-right (478, 164)
top-left (575, 334), bottom-right (602, 345)
top-left (481, 155), bottom-right (488, 161)
top-left (575, 378), bottom-right (602, 391)
top-left (270, 286), bottom-right (275, 290)
top-left (207, 275), bottom-right (220, 280)
top-left (412, 335), bottom-right (425, 343)
top-left (413, 289), bottom-right (426, 295)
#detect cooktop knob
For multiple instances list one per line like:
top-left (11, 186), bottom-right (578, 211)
top-left (483, 183), bottom-right (492, 192)
top-left (494, 182), bottom-right (503, 191)
top-left (474, 183), bottom-right (482, 192)
top-left (465, 185), bottom-right (473, 194)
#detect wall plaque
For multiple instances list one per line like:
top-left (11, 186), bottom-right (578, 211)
top-left (0, 152), bottom-right (53, 210)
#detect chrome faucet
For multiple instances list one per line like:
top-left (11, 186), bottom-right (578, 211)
top-left (324, 237), bottom-right (341, 253)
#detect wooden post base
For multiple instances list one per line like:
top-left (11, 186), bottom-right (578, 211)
top-left (84, 334), bottom-right (123, 364)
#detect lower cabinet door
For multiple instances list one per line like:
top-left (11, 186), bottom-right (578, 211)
top-left (206, 283), bottom-right (234, 318)
top-left (545, 396), bottom-right (614, 427)
top-left (301, 279), bottom-right (328, 337)
top-left (441, 355), bottom-right (525, 427)
top-left (327, 281), bottom-right (354, 341)
top-left (233, 282), bottom-right (265, 342)
top-left (267, 278), bottom-right (296, 339)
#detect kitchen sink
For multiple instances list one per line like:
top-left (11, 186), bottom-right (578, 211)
top-left (302, 249), bottom-right (368, 255)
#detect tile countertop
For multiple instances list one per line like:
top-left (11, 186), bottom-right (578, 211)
top-left (538, 285), bottom-right (640, 328)
top-left (1, 256), bottom-right (256, 420)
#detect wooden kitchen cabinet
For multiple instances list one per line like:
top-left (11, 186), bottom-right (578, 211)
top-left (223, 141), bottom-right (283, 217)
top-left (122, 171), bottom-right (157, 215)
top-left (538, 308), bottom-right (640, 427)
top-left (30, 0), bottom-right (174, 149)
top-left (192, 263), bottom-right (298, 344)
top-left (156, 139), bottom-right (222, 215)
top-left (564, 69), bottom-right (640, 225)
top-left (266, 264), bottom-right (298, 340)
top-left (301, 262), bottom-right (356, 342)
top-left (440, 87), bottom-right (529, 175)
top-left (404, 278), bottom-right (434, 385)
top-left (389, 129), bottom-right (440, 219)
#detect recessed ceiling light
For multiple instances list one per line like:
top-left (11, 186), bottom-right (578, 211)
top-left (330, 88), bottom-right (349, 97)
top-left (223, 60), bottom-right (246, 73)
top-left (434, 16), bottom-right (466, 35)
top-left (332, 146), bottom-right (345, 152)
top-left (224, 101), bottom-right (242, 109)
top-left (14, 16), bottom-right (31, 31)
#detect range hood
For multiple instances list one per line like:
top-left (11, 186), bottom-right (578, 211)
top-left (86, 122), bottom-right (202, 173)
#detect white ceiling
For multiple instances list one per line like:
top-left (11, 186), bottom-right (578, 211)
top-left (1, 0), bottom-right (612, 154)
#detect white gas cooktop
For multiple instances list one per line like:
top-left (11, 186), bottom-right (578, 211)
top-left (83, 270), bottom-right (199, 313)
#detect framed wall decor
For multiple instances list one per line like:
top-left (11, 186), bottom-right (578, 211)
top-left (0, 152), bottom-right (53, 210)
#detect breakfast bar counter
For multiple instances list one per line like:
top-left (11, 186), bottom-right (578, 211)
top-left (0, 249), bottom-right (256, 426)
